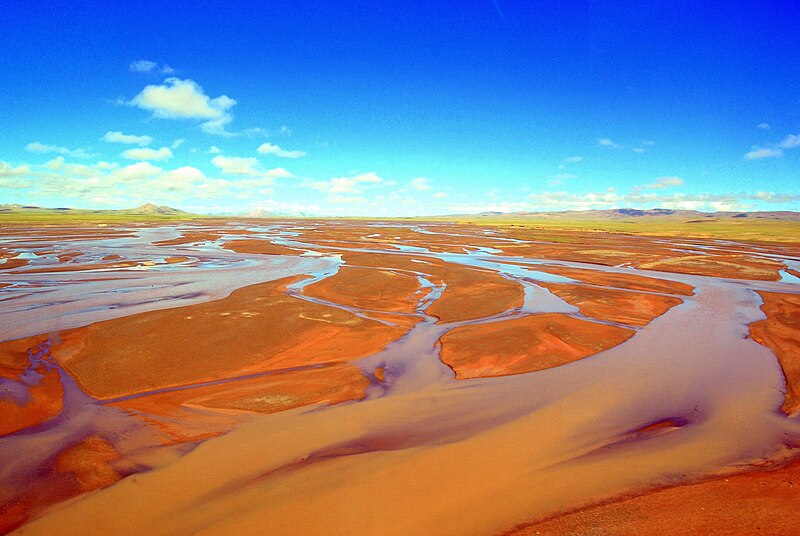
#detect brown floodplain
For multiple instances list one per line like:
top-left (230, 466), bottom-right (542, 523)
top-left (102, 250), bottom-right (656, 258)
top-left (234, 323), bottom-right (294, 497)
top-left (439, 314), bottom-right (634, 379)
top-left (304, 265), bottom-right (424, 314)
top-left (340, 251), bottom-right (524, 322)
top-left (221, 239), bottom-right (304, 256)
top-left (3, 220), bottom-right (800, 535)
top-left (52, 275), bottom-right (404, 399)
top-left (506, 456), bottom-right (800, 536)
top-left (539, 282), bottom-right (684, 326)
top-left (534, 265), bottom-right (695, 296)
top-left (749, 291), bottom-right (800, 414)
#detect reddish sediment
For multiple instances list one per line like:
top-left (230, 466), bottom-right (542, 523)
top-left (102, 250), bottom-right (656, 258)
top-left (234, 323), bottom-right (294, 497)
top-left (439, 314), bottom-right (634, 379)
top-left (637, 254), bottom-right (783, 281)
top-left (539, 283), bottom-right (684, 327)
top-left (505, 456), bottom-right (800, 536)
top-left (108, 364), bottom-right (371, 443)
top-left (339, 252), bottom-right (524, 322)
top-left (749, 291), bottom-right (800, 414)
top-left (0, 336), bottom-right (63, 436)
top-left (535, 265), bottom-right (695, 296)
top-left (303, 266), bottom-right (423, 314)
top-left (51, 276), bottom-right (405, 399)
top-left (221, 239), bottom-right (304, 256)
top-left (53, 436), bottom-right (122, 492)
top-left (153, 231), bottom-right (221, 246)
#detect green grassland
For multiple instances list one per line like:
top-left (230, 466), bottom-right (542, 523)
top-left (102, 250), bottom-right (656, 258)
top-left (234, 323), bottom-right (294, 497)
top-left (441, 216), bottom-right (800, 244)
top-left (1, 208), bottom-right (798, 245)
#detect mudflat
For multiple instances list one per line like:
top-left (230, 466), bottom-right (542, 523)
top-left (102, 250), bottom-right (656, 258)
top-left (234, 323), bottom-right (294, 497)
top-left (1, 220), bottom-right (798, 535)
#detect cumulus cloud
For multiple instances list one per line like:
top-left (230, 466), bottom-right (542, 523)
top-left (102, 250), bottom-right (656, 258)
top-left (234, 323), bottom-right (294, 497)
top-left (102, 131), bottom-right (152, 146)
top-left (597, 138), bottom-right (620, 148)
top-left (130, 60), bottom-right (175, 74)
top-left (257, 142), bottom-right (306, 159)
top-left (326, 194), bottom-right (368, 204)
top-left (129, 60), bottom-right (157, 73)
top-left (640, 176), bottom-right (684, 189)
top-left (25, 142), bottom-right (94, 159)
top-left (409, 177), bottom-right (432, 190)
top-left (0, 161), bottom-right (32, 189)
top-left (311, 172), bottom-right (384, 194)
top-left (121, 147), bottom-right (173, 161)
top-left (778, 134), bottom-right (800, 149)
top-left (208, 146), bottom-right (221, 154)
top-left (527, 189), bottom-right (800, 212)
top-left (130, 78), bottom-right (236, 135)
top-left (210, 155), bottom-right (293, 181)
top-left (2, 157), bottom-right (293, 207)
top-left (211, 155), bottom-right (259, 175)
top-left (745, 147), bottom-right (783, 160)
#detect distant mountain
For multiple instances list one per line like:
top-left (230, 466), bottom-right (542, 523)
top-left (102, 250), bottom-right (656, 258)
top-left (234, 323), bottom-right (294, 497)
top-left (246, 208), bottom-right (277, 218)
top-left (0, 203), bottom-right (192, 217)
top-left (120, 203), bottom-right (189, 215)
top-left (465, 208), bottom-right (800, 222)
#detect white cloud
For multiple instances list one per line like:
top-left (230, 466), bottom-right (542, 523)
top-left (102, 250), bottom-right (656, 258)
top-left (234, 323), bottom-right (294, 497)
top-left (778, 134), bottom-right (800, 149)
top-left (264, 167), bottom-right (293, 179)
top-left (211, 155), bottom-right (259, 175)
top-left (129, 60), bottom-right (157, 73)
top-left (433, 192), bottom-right (448, 199)
top-left (757, 123), bottom-right (771, 130)
top-left (130, 78), bottom-right (236, 135)
top-left (208, 146), bottom-right (221, 154)
top-left (632, 147), bottom-right (645, 153)
top-left (257, 142), bottom-right (306, 159)
top-left (171, 139), bottom-right (185, 149)
top-left (0, 161), bottom-right (32, 188)
top-left (310, 172), bottom-right (384, 194)
top-left (121, 147), bottom-right (173, 161)
top-left (409, 177), bottom-right (432, 190)
top-left (25, 142), bottom-right (94, 159)
top-left (101, 131), bottom-right (152, 146)
top-left (564, 156), bottom-right (583, 163)
top-left (597, 138), bottom-right (620, 148)
top-left (108, 161), bottom-right (163, 182)
top-left (326, 194), bottom-right (368, 204)
top-left (745, 147), bottom-right (783, 160)
top-left (161, 65), bottom-right (176, 74)
top-left (0, 161), bottom-right (31, 177)
top-left (209, 156), bottom-right (293, 181)
top-left (640, 176), bottom-right (684, 189)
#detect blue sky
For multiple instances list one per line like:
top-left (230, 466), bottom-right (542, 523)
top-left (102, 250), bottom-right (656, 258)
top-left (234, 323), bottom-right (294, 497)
top-left (1, 1), bottom-right (799, 215)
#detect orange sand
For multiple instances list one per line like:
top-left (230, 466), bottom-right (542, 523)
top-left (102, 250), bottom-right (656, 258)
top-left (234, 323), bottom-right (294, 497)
top-left (110, 364), bottom-right (371, 443)
top-left (535, 265), bottom-right (695, 296)
top-left (750, 291), bottom-right (800, 414)
top-left (221, 239), bottom-right (303, 256)
top-left (505, 456), bottom-right (800, 536)
top-left (0, 336), bottom-right (63, 436)
top-left (340, 252), bottom-right (524, 322)
top-left (540, 283), bottom-right (683, 326)
top-left (304, 266), bottom-right (423, 314)
top-left (53, 436), bottom-right (122, 492)
top-left (638, 254), bottom-right (783, 281)
top-left (52, 276), bottom-right (404, 399)
top-left (439, 314), bottom-right (634, 379)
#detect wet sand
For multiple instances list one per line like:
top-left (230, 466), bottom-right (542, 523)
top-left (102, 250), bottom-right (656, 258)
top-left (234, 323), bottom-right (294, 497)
top-left (1, 221), bottom-right (799, 534)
